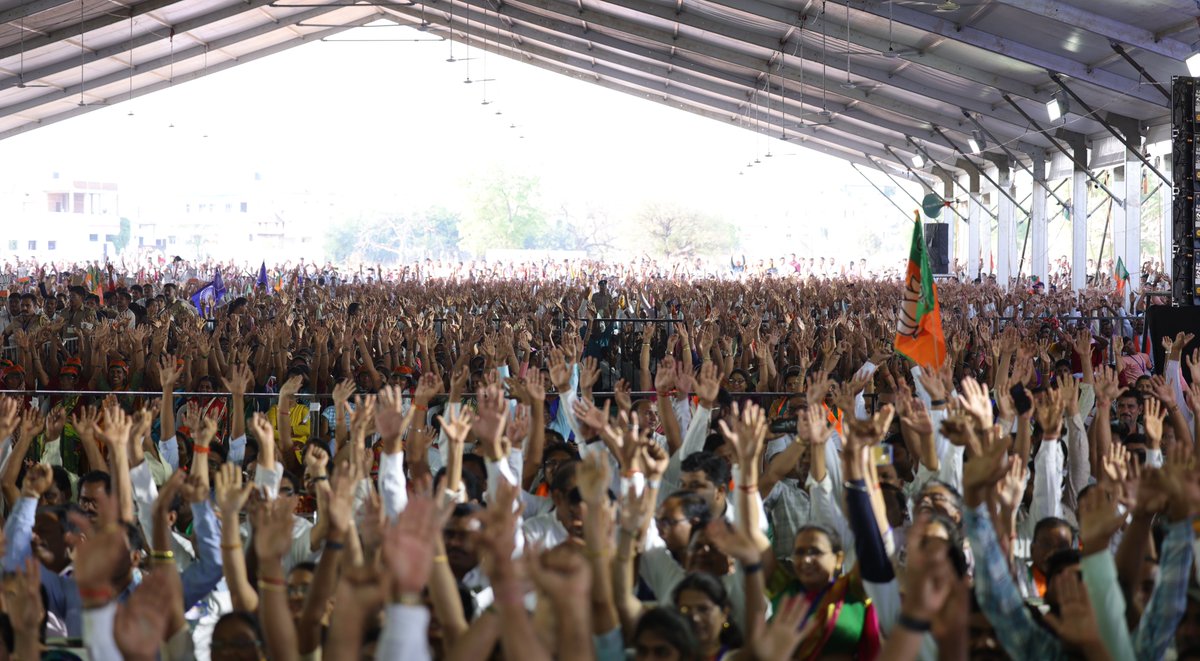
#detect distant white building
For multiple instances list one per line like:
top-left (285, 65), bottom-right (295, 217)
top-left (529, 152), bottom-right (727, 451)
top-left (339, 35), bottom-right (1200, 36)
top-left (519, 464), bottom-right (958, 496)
top-left (0, 172), bottom-right (124, 261)
top-left (0, 169), bottom-right (321, 265)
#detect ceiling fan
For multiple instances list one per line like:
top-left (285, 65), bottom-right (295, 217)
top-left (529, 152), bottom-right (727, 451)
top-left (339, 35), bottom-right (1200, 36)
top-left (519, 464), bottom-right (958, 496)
top-left (12, 18), bottom-right (51, 89)
top-left (881, 0), bottom-right (988, 12)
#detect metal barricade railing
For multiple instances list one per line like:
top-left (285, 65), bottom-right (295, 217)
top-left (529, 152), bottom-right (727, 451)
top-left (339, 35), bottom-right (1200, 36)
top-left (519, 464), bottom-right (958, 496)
top-left (0, 386), bottom-right (878, 428)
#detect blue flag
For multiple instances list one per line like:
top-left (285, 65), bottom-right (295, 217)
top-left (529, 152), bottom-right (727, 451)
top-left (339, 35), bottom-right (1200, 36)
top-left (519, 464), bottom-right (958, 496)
top-left (257, 262), bottom-right (268, 288)
top-left (190, 270), bottom-right (227, 310)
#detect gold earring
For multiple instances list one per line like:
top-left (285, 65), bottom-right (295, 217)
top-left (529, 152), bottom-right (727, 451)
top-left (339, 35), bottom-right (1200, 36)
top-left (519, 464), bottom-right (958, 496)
top-left (722, 621), bottom-right (730, 630)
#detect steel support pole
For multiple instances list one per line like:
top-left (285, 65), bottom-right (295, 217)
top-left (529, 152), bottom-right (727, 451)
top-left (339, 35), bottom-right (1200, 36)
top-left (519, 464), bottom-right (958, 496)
top-left (1072, 169), bottom-right (1089, 291)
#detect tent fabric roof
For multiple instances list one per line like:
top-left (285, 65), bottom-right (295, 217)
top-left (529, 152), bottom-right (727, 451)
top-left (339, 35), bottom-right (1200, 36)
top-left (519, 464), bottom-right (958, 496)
top-left (0, 0), bottom-right (1189, 181)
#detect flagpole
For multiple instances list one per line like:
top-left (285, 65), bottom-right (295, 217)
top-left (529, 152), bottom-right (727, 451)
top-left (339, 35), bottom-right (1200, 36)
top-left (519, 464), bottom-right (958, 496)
top-left (1093, 173), bottom-right (1115, 285)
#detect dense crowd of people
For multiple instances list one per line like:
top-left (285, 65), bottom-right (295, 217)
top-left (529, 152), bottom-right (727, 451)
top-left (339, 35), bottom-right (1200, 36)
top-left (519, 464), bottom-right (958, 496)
top-left (0, 256), bottom-right (1192, 661)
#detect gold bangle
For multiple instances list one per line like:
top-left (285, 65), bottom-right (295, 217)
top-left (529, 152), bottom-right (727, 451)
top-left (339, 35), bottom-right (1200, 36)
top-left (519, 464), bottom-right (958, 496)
top-left (150, 550), bottom-right (174, 561)
top-left (433, 555), bottom-right (449, 564)
top-left (257, 581), bottom-right (286, 593)
top-left (396, 592), bottom-right (423, 606)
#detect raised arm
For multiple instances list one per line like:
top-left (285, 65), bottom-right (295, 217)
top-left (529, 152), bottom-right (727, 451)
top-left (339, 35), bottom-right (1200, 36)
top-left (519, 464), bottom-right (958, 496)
top-left (220, 363), bottom-right (253, 462)
top-left (253, 496), bottom-right (302, 661)
top-left (298, 460), bottom-right (358, 654)
top-left (275, 375), bottom-right (304, 477)
top-left (158, 355), bottom-right (182, 467)
top-left (1, 409), bottom-right (43, 509)
top-left (654, 356), bottom-right (683, 456)
top-left (98, 404), bottom-right (135, 525)
top-left (512, 370), bottom-right (547, 491)
top-left (577, 452), bottom-right (619, 638)
top-left (149, 472), bottom-right (190, 641)
top-left (214, 462), bottom-right (257, 612)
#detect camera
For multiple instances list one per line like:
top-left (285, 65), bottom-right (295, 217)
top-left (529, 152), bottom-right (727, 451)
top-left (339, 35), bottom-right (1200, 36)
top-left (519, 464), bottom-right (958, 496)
top-left (769, 418), bottom-right (798, 434)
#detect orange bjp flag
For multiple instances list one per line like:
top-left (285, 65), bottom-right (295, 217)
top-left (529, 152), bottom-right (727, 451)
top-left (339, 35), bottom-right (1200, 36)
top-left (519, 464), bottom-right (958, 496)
top-left (894, 211), bottom-right (947, 369)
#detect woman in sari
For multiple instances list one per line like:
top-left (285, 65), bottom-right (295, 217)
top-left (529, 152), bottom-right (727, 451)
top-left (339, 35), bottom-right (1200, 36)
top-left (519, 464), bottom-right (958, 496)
top-left (770, 524), bottom-right (882, 661)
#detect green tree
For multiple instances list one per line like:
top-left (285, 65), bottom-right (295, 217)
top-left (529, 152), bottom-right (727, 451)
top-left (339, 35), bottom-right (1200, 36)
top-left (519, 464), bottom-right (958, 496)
top-left (460, 171), bottom-right (547, 255)
top-left (325, 207), bottom-right (463, 264)
top-left (113, 217), bottom-right (131, 253)
top-left (542, 202), bottom-right (616, 255)
top-left (627, 202), bottom-right (736, 259)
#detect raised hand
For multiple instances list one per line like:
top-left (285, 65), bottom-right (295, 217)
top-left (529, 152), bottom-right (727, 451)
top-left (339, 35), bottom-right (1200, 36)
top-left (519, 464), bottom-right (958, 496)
top-left (332, 379), bottom-right (356, 408)
top-left (192, 410), bottom-right (218, 449)
top-left (44, 405), bottom-right (67, 442)
top-left (326, 459), bottom-right (361, 538)
top-left (717, 401), bottom-right (767, 469)
top-left (69, 502), bottom-right (129, 607)
top-left (1033, 386), bottom-right (1065, 440)
top-left (114, 567), bottom-right (174, 659)
top-left (547, 347), bottom-right (572, 394)
top-left (640, 437), bottom-right (670, 481)
top-left (1042, 573), bottom-right (1105, 653)
top-left (956, 376), bottom-right (993, 429)
top-left (223, 364), bottom-right (255, 395)
top-left (381, 492), bottom-right (450, 595)
top-left (21, 463), bottom-right (53, 499)
top-left (252, 496), bottom-right (299, 561)
top-left (214, 463), bottom-right (253, 518)
top-left (653, 355), bottom-right (677, 396)
top-left (523, 368), bottom-right (546, 403)
top-left (304, 443), bottom-right (330, 481)
top-left (522, 542), bottom-right (593, 605)
top-left (248, 412), bottom-right (275, 451)
top-left (0, 397), bottom-right (20, 444)
top-left (795, 405), bottom-right (833, 446)
top-left (471, 383), bottom-right (509, 461)
top-left (961, 425), bottom-right (1011, 507)
top-left (917, 366), bottom-right (948, 402)
top-left (576, 451), bottom-right (611, 507)
top-left (695, 361), bottom-right (720, 408)
top-left (412, 372), bottom-right (441, 408)
top-left (72, 405), bottom-right (102, 446)
top-left (1186, 348), bottom-right (1200, 384)
top-left (900, 515), bottom-right (956, 622)
top-left (278, 374), bottom-right (303, 401)
top-left (749, 594), bottom-right (818, 661)
top-left (374, 386), bottom-right (414, 452)
top-left (1143, 397), bottom-right (1168, 448)
top-left (158, 354), bottom-right (183, 390)
top-left (98, 405), bottom-right (133, 453)
top-left (994, 458), bottom-right (1029, 513)
top-left (613, 378), bottom-right (633, 413)
top-left (579, 356), bottom-right (601, 394)
top-left (1093, 365), bottom-right (1120, 407)
top-left (705, 519), bottom-right (759, 565)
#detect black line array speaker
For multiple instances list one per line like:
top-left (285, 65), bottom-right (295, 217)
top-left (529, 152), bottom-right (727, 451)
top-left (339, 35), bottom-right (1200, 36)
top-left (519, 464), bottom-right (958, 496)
top-left (925, 223), bottom-right (949, 275)
top-left (1147, 305), bottom-right (1200, 368)
top-left (1171, 77), bottom-right (1200, 305)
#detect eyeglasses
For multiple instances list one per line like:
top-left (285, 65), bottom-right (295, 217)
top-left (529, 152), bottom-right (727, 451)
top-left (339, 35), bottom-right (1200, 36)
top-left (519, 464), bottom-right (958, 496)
top-left (566, 487), bottom-right (616, 505)
top-left (792, 547), bottom-right (831, 559)
top-left (655, 517), bottom-right (687, 529)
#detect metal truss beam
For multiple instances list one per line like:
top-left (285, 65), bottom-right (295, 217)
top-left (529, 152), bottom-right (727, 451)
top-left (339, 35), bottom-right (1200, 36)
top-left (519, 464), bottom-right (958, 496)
top-left (994, 0), bottom-right (1193, 62)
top-left (392, 2), bottom-right (950, 164)
top-left (0, 12), bottom-right (381, 141)
top-left (0, 0), bottom-right (279, 92)
top-left (816, 0), bottom-right (1167, 107)
top-left (0, 5), bottom-right (371, 121)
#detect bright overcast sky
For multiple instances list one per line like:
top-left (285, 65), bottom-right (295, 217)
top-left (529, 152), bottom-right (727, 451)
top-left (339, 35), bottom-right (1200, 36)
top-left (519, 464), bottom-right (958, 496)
top-left (0, 21), bottom-right (925, 261)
